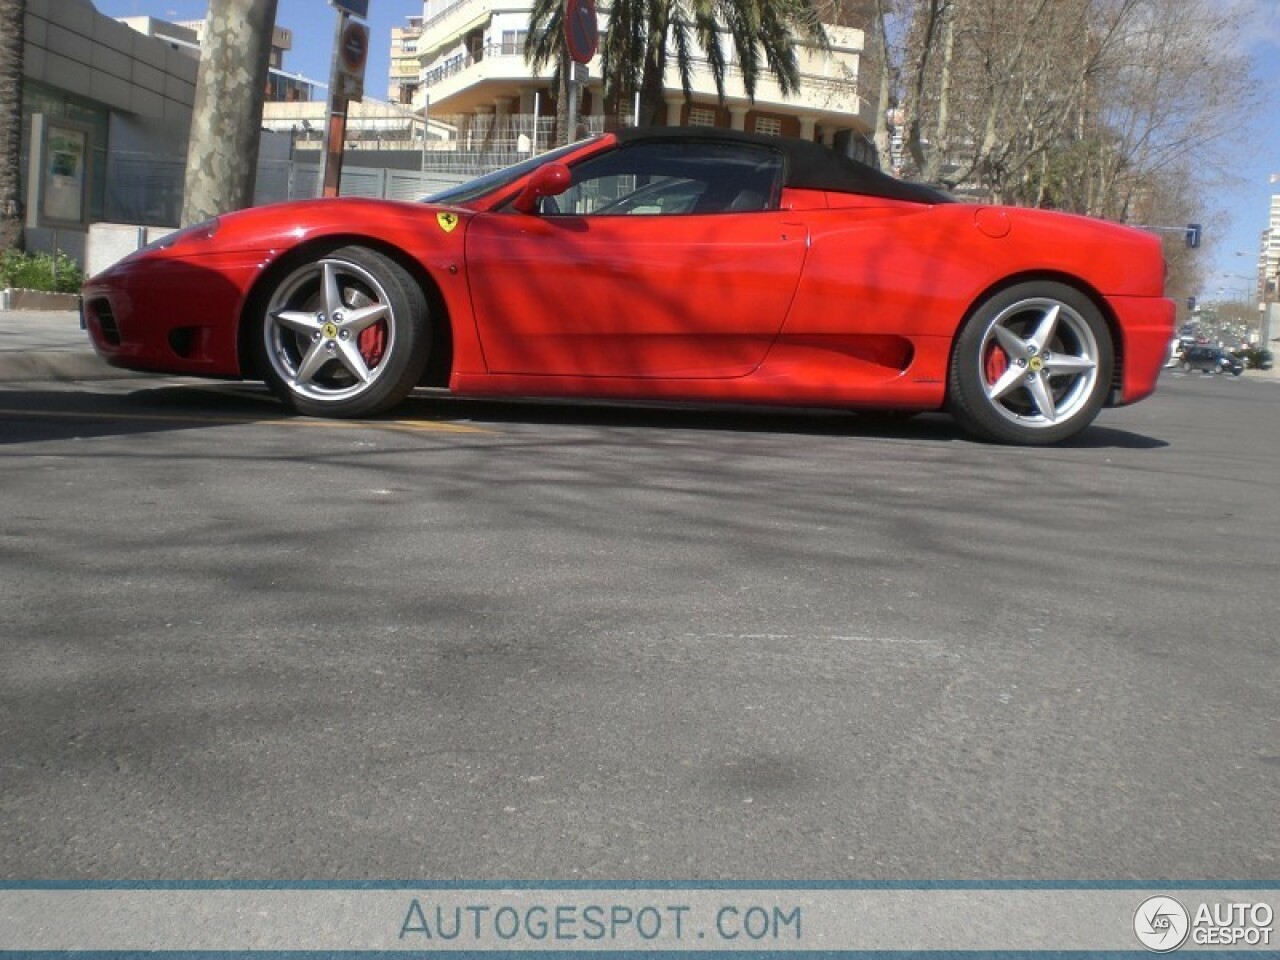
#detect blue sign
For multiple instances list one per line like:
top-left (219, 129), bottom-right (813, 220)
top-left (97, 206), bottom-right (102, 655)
top-left (564, 0), bottom-right (598, 64)
top-left (329, 0), bottom-right (369, 19)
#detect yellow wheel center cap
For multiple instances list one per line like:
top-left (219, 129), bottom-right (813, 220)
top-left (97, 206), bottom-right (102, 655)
top-left (1028, 356), bottom-right (1044, 373)
top-left (322, 322), bottom-right (339, 339)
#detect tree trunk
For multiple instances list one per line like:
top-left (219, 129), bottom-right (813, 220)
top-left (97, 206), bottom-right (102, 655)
top-left (182, 0), bottom-right (280, 225)
top-left (0, 0), bottom-right (26, 249)
top-left (870, 0), bottom-right (894, 170)
top-left (923, 8), bottom-right (954, 184)
top-left (637, 6), bottom-right (672, 127)
top-left (904, 0), bottom-right (947, 180)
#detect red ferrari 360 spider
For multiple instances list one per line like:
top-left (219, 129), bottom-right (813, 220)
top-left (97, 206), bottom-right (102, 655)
top-left (82, 127), bottom-right (1174, 444)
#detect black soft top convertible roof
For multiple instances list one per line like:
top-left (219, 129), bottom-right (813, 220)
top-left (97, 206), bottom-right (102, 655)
top-left (615, 126), bottom-right (952, 205)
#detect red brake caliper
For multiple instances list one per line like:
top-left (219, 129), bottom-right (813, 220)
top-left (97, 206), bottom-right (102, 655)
top-left (983, 341), bottom-right (1009, 386)
top-left (358, 324), bottom-right (387, 368)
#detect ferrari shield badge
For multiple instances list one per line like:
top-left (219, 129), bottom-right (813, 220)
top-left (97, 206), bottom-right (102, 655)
top-left (437, 212), bottom-right (459, 233)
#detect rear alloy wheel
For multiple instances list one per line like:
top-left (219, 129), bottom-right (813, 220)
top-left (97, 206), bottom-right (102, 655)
top-left (948, 282), bottom-right (1114, 445)
top-left (257, 246), bottom-right (430, 417)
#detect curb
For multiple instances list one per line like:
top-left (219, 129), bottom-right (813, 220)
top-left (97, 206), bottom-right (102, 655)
top-left (0, 308), bottom-right (139, 383)
top-left (0, 289), bottom-right (82, 312)
top-left (0, 351), bottom-right (139, 382)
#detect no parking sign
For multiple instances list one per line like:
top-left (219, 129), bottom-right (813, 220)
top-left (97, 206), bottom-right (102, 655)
top-left (337, 19), bottom-right (369, 101)
top-left (565, 0), bottom-right (598, 64)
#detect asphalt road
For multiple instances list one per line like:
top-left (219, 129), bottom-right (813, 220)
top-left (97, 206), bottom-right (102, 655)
top-left (1, 369), bottom-right (1277, 880)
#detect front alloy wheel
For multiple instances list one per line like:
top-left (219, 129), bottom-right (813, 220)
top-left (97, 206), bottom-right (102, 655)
top-left (257, 246), bottom-right (430, 417)
top-left (948, 282), bottom-right (1114, 445)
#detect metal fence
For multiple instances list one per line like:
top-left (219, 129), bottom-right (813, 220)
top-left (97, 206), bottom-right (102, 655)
top-left (103, 152), bottom-right (186, 226)
top-left (104, 113), bottom-right (605, 228)
top-left (284, 164), bottom-right (472, 201)
top-left (104, 152), bottom-right (465, 224)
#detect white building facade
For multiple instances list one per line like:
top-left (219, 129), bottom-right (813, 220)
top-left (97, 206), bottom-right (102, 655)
top-left (410, 0), bottom-right (876, 146)
top-left (1255, 197), bottom-right (1280, 350)
top-left (390, 16), bottom-right (425, 105)
top-left (1260, 196), bottom-right (1280, 302)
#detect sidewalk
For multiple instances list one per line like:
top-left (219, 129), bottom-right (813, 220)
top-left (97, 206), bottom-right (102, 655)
top-left (0, 308), bottom-right (136, 381)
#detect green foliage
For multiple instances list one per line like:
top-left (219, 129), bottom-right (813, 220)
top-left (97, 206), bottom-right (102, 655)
top-left (0, 248), bottom-right (83, 294)
top-left (529, 0), bottom-right (827, 135)
top-left (1238, 347), bottom-right (1274, 370)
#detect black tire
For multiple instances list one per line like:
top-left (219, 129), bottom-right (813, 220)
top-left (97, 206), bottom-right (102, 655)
top-left (947, 281), bottom-right (1114, 445)
top-left (254, 245), bottom-right (430, 417)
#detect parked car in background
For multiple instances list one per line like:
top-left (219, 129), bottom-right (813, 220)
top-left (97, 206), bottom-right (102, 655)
top-left (1180, 345), bottom-right (1243, 376)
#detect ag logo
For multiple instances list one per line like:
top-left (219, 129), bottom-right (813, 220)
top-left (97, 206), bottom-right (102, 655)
top-left (1134, 896), bottom-right (1190, 952)
top-left (437, 212), bottom-right (459, 233)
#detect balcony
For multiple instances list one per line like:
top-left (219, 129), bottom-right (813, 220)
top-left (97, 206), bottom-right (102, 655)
top-left (419, 10), bottom-right (870, 129)
top-left (423, 40), bottom-right (559, 110)
top-left (666, 55), bottom-right (868, 124)
top-left (422, 0), bottom-right (531, 54)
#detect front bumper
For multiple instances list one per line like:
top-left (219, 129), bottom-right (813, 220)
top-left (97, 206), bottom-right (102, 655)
top-left (82, 252), bottom-right (268, 377)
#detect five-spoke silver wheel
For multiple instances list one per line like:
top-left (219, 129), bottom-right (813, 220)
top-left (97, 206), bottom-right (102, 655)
top-left (949, 282), bottom-right (1114, 444)
top-left (256, 246), bottom-right (430, 417)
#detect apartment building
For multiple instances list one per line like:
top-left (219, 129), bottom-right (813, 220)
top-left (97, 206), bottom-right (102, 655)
top-left (409, 0), bottom-right (876, 146)
top-left (391, 16), bottom-right (426, 105)
top-left (119, 14), bottom-right (315, 102)
top-left (1255, 198), bottom-right (1280, 349)
top-left (1260, 197), bottom-right (1280, 301)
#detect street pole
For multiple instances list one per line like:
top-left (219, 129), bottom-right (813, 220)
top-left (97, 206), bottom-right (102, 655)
top-left (532, 91), bottom-right (540, 156)
top-left (319, 1), bottom-right (370, 197)
top-left (420, 93), bottom-right (430, 176)
top-left (319, 11), bottom-right (350, 198)
top-left (565, 57), bottom-right (578, 143)
top-left (1263, 270), bottom-right (1277, 351)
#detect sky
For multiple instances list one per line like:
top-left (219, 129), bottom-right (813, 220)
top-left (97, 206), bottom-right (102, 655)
top-left (1198, 0), bottom-right (1280, 304)
top-left (92, 0), bottom-right (1280, 304)
top-left (93, 0), bottom-right (422, 103)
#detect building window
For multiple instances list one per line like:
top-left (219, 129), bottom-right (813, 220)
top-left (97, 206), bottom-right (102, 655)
top-left (688, 107), bottom-right (715, 127)
top-left (754, 116), bottom-right (782, 137)
top-left (500, 30), bottom-right (527, 55)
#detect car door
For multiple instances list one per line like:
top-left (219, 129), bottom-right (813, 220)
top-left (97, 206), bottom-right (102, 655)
top-left (464, 140), bottom-right (808, 379)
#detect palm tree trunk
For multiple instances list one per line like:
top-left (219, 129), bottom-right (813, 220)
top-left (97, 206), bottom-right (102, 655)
top-left (182, 0), bottom-right (279, 223)
top-left (637, 6), bottom-right (670, 127)
top-left (0, 0), bottom-right (27, 249)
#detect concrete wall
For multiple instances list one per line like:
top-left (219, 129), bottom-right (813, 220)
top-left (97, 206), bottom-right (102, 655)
top-left (21, 0), bottom-right (199, 265)
top-left (24, 0), bottom-right (198, 122)
top-left (85, 224), bottom-right (176, 279)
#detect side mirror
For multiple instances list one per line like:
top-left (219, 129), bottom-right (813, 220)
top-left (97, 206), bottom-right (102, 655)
top-left (513, 162), bottom-right (571, 215)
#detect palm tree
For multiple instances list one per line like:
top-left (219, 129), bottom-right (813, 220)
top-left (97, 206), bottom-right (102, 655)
top-left (0, 0), bottom-right (26, 250)
top-left (532, 0), bottom-right (827, 132)
top-left (182, 0), bottom-right (279, 221)
top-left (525, 0), bottom-right (574, 144)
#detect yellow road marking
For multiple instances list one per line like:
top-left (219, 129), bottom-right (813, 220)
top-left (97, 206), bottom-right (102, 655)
top-left (0, 407), bottom-right (492, 435)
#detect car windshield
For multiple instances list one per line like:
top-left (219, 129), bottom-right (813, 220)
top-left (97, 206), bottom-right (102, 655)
top-left (423, 139), bottom-right (599, 206)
